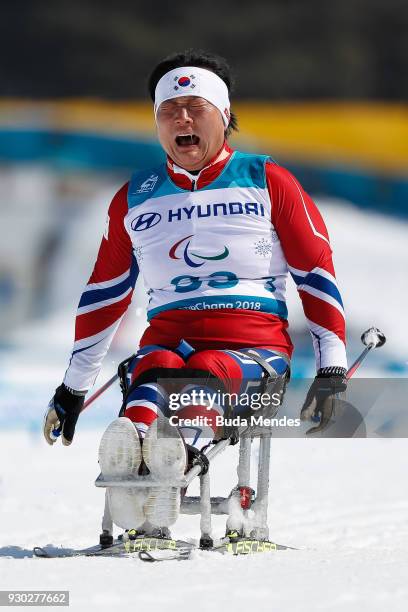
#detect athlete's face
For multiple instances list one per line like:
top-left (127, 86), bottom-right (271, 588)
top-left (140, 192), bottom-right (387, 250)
top-left (156, 96), bottom-right (225, 171)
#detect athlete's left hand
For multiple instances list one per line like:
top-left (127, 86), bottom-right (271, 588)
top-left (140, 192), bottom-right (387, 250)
top-left (300, 367), bottom-right (347, 434)
top-left (43, 384), bottom-right (85, 446)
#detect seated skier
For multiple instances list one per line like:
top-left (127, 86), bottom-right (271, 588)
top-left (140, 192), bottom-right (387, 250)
top-left (43, 49), bottom-right (347, 534)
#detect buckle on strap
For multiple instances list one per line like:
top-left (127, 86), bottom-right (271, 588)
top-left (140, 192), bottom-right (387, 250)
top-left (186, 445), bottom-right (210, 475)
top-left (174, 339), bottom-right (196, 360)
top-left (232, 349), bottom-right (289, 379)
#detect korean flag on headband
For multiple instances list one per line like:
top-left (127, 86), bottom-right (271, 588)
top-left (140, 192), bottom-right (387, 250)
top-left (172, 73), bottom-right (199, 93)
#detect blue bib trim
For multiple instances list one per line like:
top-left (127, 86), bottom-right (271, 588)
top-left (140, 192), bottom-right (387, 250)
top-left (127, 151), bottom-right (274, 208)
top-left (147, 294), bottom-right (288, 321)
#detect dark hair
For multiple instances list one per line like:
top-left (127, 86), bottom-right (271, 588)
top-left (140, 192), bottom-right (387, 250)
top-left (148, 49), bottom-right (238, 138)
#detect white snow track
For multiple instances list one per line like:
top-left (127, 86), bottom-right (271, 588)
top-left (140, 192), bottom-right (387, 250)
top-left (1, 432), bottom-right (408, 611)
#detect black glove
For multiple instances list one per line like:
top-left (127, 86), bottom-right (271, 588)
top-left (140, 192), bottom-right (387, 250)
top-left (43, 384), bottom-right (85, 446)
top-left (300, 367), bottom-right (347, 435)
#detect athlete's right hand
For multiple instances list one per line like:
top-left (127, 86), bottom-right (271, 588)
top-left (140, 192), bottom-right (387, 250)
top-left (43, 384), bottom-right (85, 446)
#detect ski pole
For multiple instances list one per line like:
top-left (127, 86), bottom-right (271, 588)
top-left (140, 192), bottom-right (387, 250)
top-left (346, 326), bottom-right (386, 379)
top-left (306, 326), bottom-right (386, 429)
top-left (82, 373), bottom-right (119, 410)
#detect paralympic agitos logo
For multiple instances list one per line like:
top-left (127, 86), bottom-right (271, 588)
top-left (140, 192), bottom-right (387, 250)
top-left (169, 235), bottom-right (229, 268)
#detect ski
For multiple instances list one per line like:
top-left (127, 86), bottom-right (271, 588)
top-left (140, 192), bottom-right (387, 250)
top-left (138, 548), bottom-right (192, 562)
top-left (33, 536), bottom-right (194, 559)
top-left (33, 536), bottom-right (294, 560)
top-left (213, 538), bottom-right (296, 555)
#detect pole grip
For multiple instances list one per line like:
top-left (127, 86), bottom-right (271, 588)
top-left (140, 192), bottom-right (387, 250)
top-left (346, 327), bottom-right (386, 380)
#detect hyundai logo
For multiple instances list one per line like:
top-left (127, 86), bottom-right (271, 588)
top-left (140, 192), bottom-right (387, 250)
top-left (131, 212), bottom-right (162, 231)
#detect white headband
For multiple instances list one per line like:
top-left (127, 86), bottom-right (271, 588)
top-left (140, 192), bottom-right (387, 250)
top-left (154, 66), bottom-right (231, 127)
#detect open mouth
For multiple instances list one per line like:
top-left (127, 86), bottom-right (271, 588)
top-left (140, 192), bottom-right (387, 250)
top-left (175, 134), bottom-right (200, 147)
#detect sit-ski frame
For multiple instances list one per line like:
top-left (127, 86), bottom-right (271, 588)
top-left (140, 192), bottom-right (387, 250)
top-left (95, 426), bottom-right (272, 548)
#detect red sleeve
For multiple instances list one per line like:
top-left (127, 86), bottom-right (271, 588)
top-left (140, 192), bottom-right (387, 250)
top-left (88, 183), bottom-right (133, 284)
top-left (63, 182), bottom-right (139, 391)
top-left (266, 162), bottom-right (347, 370)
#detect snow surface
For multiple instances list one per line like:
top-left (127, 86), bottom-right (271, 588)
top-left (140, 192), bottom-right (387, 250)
top-left (1, 432), bottom-right (408, 611)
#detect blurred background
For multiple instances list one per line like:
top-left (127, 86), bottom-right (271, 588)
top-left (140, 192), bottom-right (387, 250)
top-left (0, 0), bottom-right (407, 432)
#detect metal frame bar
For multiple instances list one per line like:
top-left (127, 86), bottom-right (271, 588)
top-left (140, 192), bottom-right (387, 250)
top-left (199, 470), bottom-right (212, 544)
top-left (252, 435), bottom-right (271, 539)
top-left (101, 490), bottom-right (113, 534)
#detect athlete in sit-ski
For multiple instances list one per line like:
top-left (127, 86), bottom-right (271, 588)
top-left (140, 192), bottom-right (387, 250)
top-left (44, 50), bottom-right (347, 531)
